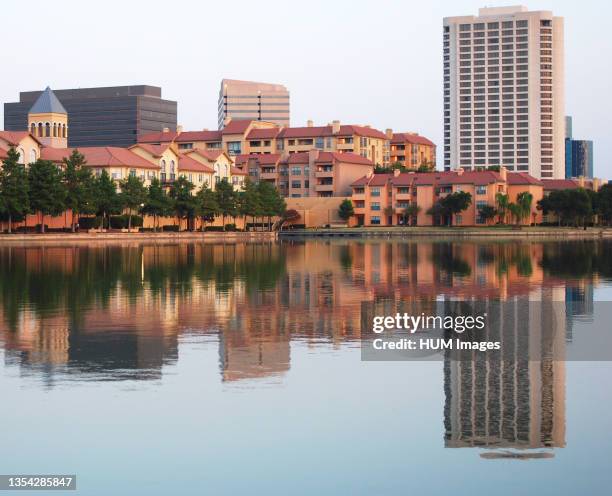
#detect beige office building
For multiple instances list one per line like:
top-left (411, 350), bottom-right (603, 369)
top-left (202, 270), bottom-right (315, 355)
top-left (443, 6), bottom-right (565, 178)
top-left (218, 79), bottom-right (290, 129)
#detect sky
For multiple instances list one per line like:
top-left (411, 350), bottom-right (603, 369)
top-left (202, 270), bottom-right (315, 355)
top-left (0, 0), bottom-right (609, 177)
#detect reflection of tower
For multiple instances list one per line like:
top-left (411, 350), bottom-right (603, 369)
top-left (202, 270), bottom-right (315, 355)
top-left (28, 87), bottom-right (68, 148)
top-left (565, 282), bottom-right (595, 342)
top-left (443, 297), bottom-right (566, 455)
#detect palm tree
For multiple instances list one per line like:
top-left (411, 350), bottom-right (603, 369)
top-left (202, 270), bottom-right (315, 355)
top-left (403, 204), bottom-right (421, 226)
top-left (495, 192), bottom-right (510, 224)
top-left (516, 191), bottom-right (533, 226)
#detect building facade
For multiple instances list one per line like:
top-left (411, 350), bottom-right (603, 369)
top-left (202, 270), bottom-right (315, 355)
top-left (443, 6), bottom-right (565, 179)
top-left (218, 79), bottom-right (290, 129)
top-left (564, 116), bottom-right (593, 179)
top-left (4, 85), bottom-right (177, 148)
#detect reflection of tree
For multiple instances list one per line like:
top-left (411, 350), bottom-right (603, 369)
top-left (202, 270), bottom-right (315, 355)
top-left (540, 240), bottom-right (612, 279)
top-left (431, 243), bottom-right (472, 278)
top-left (0, 244), bottom-right (286, 331)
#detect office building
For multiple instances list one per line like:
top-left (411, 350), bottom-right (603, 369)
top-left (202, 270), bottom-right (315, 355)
top-left (443, 6), bottom-right (565, 179)
top-left (564, 116), bottom-right (593, 178)
top-left (4, 85), bottom-right (177, 148)
top-left (218, 79), bottom-right (290, 129)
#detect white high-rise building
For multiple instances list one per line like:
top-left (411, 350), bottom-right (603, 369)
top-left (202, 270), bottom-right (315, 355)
top-left (443, 6), bottom-right (565, 179)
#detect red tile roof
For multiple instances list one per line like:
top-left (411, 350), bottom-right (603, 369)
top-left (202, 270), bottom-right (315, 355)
top-left (507, 172), bottom-right (543, 185)
top-left (351, 169), bottom-right (512, 188)
top-left (231, 166), bottom-right (248, 176)
top-left (187, 149), bottom-right (225, 162)
top-left (41, 147), bottom-right (159, 169)
top-left (246, 127), bottom-right (281, 140)
top-left (178, 154), bottom-right (214, 173)
top-left (138, 131), bottom-right (178, 143)
top-left (0, 143), bottom-right (8, 159)
top-left (324, 152), bottom-right (373, 166)
top-left (222, 119), bottom-right (254, 135)
top-left (278, 124), bottom-right (387, 140)
top-left (541, 179), bottom-right (581, 190)
top-left (0, 131), bottom-right (40, 146)
top-left (391, 133), bottom-right (435, 147)
top-left (176, 130), bottom-right (222, 142)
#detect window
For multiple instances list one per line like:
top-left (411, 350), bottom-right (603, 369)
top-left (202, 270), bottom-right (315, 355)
top-left (315, 137), bottom-right (324, 149)
top-left (476, 185), bottom-right (487, 195)
top-left (371, 202), bottom-right (381, 211)
top-left (227, 141), bottom-right (241, 155)
top-left (291, 167), bottom-right (301, 176)
top-left (371, 216), bottom-right (381, 225)
top-left (291, 180), bottom-right (301, 189)
top-left (371, 188), bottom-right (381, 197)
top-left (29, 149), bottom-right (37, 163)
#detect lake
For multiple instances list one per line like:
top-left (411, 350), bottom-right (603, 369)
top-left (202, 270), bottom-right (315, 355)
top-left (1, 238), bottom-right (611, 495)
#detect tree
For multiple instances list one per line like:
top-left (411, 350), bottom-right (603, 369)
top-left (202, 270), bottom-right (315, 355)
top-left (28, 159), bottom-right (66, 233)
top-left (63, 149), bottom-right (95, 232)
top-left (478, 205), bottom-right (497, 225)
top-left (441, 191), bottom-right (472, 225)
top-left (515, 191), bottom-right (534, 226)
top-left (196, 185), bottom-right (219, 231)
top-left (257, 180), bottom-right (285, 231)
top-left (119, 174), bottom-right (147, 230)
top-left (495, 192), bottom-right (510, 224)
top-left (598, 184), bottom-right (612, 226)
top-left (0, 148), bottom-right (29, 233)
top-left (169, 176), bottom-right (197, 230)
top-left (94, 170), bottom-right (120, 229)
top-left (403, 204), bottom-right (421, 226)
top-left (142, 177), bottom-right (172, 232)
top-left (239, 179), bottom-right (261, 230)
top-left (338, 199), bottom-right (355, 222)
top-left (507, 203), bottom-right (522, 226)
top-left (215, 179), bottom-right (236, 231)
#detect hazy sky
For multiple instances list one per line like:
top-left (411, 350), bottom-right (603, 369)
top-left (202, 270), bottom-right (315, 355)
top-left (1, 0), bottom-right (609, 177)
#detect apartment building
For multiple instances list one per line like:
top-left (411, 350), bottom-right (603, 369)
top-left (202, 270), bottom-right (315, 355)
top-left (140, 119), bottom-right (416, 167)
top-left (351, 167), bottom-right (544, 227)
top-left (389, 132), bottom-right (437, 167)
top-left (443, 6), bottom-right (565, 179)
top-left (218, 79), bottom-right (290, 129)
top-left (235, 150), bottom-right (373, 198)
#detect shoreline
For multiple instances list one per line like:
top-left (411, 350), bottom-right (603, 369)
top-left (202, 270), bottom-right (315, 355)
top-left (279, 227), bottom-right (612, 239)
top-left (0, 231), bottom-right (278, 245)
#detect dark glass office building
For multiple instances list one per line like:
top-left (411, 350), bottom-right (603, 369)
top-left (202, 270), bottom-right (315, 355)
top-left (4, 85), bottom-right (177, 147)
top-left (565, 139), bottom-right (594, 179)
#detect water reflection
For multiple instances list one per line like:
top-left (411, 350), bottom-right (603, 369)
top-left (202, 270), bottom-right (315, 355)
top-left (0, 239), bottom-right (610, 460)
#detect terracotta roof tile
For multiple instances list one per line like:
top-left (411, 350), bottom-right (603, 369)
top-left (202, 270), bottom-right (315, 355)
top-left (507, 172), bottom-right (543, 185)
top-left (138, 131), bottom-right (178, 143)
top-left (278, 124), bottom-right (386, 140)
top-left (541, 179), bottom-right (581, 190)
top-left (131, 143), bottom-right (171, 157)
top-left (246, 128), bottom-right (281, 140)
top-left (222, 119), bottom-right (253, 135)
top-left (176, 130), bottom-right (222, 142)
top-left (179, 154), bottom-right (214, 173)
top-left (0, 131), bottom-right (38, 146)
top-left (231, 166), bottom-right (248, 176)
top-left (391, 133), bottom-right (435, 146)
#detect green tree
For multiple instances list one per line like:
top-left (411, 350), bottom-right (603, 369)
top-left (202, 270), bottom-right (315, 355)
top-left (515, 191), bottom-right (534, 226)
top-left (119, 174), bottom-right (147, 230)
top-left (142, 178), bottom-right (172, 232)
top-left (338, 199), bottom-right (355, 223)
top-left (239, 179), bottom-right (261, 230)
top-left (495, 192), bottom-right (510, 224)
top-left (477, 204), bottom-right (497, 225)
top-left (215, 179), bottom-right (236, 231)
top-left (0, 148), bottom-right (30, 233)
top-left (63, 149), bottom-right (95, 232)
top-left (94, 170), bottom-right (120, 229)
top-left (28, 159), bottom-right (66, 233)
top-left (597, 184), bottom-right (612, 226)
top-left (403, 204), bottom-right (421, 226)
top-left (169, 176), bottom-right (197, 230)
top-left (441, 191), bottom-right (472, 225)
top-left (257, 181), bottom-right (285, 231)
top-left (196, 185), bottom-right (219, 230)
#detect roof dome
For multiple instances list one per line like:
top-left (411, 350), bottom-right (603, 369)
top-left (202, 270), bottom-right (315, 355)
top-left (29, 87), bottom-right (67, 114)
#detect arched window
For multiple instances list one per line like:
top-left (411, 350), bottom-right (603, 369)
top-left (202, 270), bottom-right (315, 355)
top-left (170, 160), bottom-right (175, 173)
top-left (161, 160), bottom-right (166, 172)
top-left (30, 149), bottom-right (37, 163)
top-left (63, 124), bottom-right (67, 138)
top-left (53, 123), bottom-right (57, 137)
top-left (37, 123), bottom-right (43, 137)
top-left (45, 122), bottom-right (51, 137)
top-left (17, 148), bottom-right (25, 164)
top-left (30, 123), bottom-right (36, 135)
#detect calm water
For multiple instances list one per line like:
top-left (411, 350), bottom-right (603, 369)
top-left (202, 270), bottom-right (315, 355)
top-left (1, 238), bottom-right (612, 495)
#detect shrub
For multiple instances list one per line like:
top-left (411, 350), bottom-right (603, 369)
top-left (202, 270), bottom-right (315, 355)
top-left (162, 224), bottom-right (180, 232)
top-left (109, 215), bottom-right (143, 229)
top-left (79, 217), bottom-right (103, 229)
top-left (205, 226), bottom-right (225, 232)
top-left (35, 224), bottom-right (49, 233)
top-left (225, 223), bottom-right (237, 232)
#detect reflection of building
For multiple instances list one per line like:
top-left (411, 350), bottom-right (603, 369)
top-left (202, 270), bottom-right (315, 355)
top-left (443, 297), bottom-right (566, 455)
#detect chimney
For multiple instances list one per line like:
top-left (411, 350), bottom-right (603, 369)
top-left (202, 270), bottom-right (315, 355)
top-left (332, 120), bottom-right (340, 134)
top-left (385, 128), bottom-right (393, 140)
top-left (500, 165), bottom-right (507, 181)
top-left (224, 116), bottom-right (232, 127)
top-left (367, 170), bottom-right (374, 178)
top-left (176, 125), bottom-right (183, 133)
top-left (307, 119), bottom-right (314, 127)
top-left (457, 167), bottom-right (464, 176)
top-left (163, 127), bottom-right (170, 133)
top-left (578, 176), bottom-right (585, 188)
top-left (393, 168), bottom-right (401, 177)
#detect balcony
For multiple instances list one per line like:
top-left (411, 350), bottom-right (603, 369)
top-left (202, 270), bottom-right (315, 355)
top-left (315, 183), bottom-right (334, 193)
top-left (260, 172), bottom-right (278, 180)
top-left (316, 169), bottom-right (334, 178)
